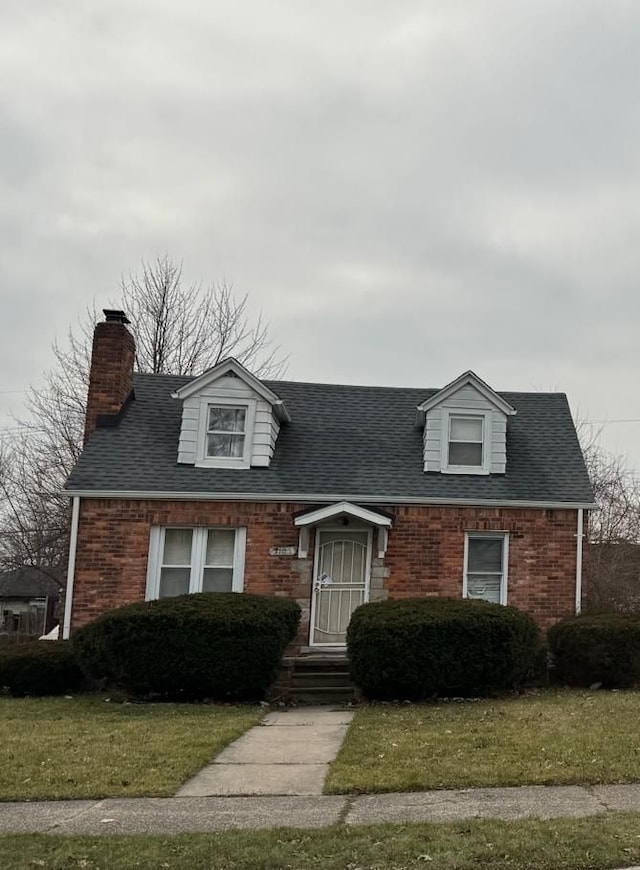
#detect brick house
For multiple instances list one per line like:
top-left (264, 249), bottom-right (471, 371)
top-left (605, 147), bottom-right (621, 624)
top-left (63, 310), bottom-right (594, 653)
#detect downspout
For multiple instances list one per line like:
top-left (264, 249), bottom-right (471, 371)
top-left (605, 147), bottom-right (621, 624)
top-left (575, 508), bottom-right (584, 614)
top-left (62, 496), bottom-right (80, 640)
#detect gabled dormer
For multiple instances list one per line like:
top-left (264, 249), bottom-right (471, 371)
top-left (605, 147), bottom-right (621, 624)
top-left (416, 371), bottom-right (516, 475)
top-left (172, 358), bottom-right (290, 469)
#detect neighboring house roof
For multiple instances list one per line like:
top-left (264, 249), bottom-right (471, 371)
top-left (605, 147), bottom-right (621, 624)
top-left (65, 373), bottom-right (594, 506)
top-left (0, 568), bottom-right (61, 599)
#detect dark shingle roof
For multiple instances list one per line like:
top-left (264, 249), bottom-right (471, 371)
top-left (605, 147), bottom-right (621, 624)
top-left (0, 569), bottom-right (62, 599)
top-left (65, 373), bottom-right (594, 505)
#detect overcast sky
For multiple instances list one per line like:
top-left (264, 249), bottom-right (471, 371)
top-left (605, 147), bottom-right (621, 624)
top-left (2, 1), bottom-right (640, 467)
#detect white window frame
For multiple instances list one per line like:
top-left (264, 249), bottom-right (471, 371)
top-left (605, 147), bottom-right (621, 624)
top-left (462, 532), bottom-right (509, 606)
top-left (145, 526), bottom-right (247, 600)
top-left (195, 397), bottom-right (257, 469)
top-left (441, 409), bottom-right (491, 475)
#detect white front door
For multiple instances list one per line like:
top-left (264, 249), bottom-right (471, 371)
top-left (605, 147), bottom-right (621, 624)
top-left (310, 529), bottom-right (371, 647)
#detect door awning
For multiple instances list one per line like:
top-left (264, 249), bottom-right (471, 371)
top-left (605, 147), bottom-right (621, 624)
top-left (294, 501), bottom-right (393, 528)
top-left (293, 501), bottom-right (392, 558)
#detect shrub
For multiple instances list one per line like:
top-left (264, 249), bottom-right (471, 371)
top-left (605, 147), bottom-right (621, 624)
top-left (347, 597), bottom-right (540, 700)
top-left (73, 592), bottom-right (301, 701)
top-left (548, 612), bottom-right (640, 687)
top-left (0, 641), bottom-right (85, 696)
top-left (529, 640), bottom-right (550, 686)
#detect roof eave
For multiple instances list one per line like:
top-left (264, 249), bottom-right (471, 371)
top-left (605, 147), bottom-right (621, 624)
top-left (417, 370), bottom-right (517, 418)
top-left (63, 488), bottom-right (596, 511)
top-left (171, 357), bottom-right (287, 410)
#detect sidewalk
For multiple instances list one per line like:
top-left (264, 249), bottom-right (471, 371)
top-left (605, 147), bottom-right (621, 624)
top-left (4, 783), bottom-right (640, 835)
top-left (177, 707), bottom-right (353, 796)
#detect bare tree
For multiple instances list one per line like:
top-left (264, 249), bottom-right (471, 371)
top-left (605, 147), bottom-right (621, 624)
top-left (579, 422), bottom-right (640, 611)
top-left (0, 436), bottom-right (69, 580)
top-left (121, 257), bottom-right (285, 377)
top-left (0, 257), bottom-right (287, 576)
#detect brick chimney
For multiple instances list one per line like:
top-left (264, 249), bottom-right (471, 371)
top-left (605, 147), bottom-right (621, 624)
top-left (84, 310), bottom-right (135, 443)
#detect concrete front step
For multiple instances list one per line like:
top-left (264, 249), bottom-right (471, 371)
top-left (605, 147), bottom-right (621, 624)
top-left (282, 655), bottom-right (355, 703)
top-left (289, 686), bottom-right (355, 704)
top-left (291, 671), bottom-right (353, 689)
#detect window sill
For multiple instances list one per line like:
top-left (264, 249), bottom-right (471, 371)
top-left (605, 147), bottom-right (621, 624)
top-left (441, 466), bottom-right (490, 475)
top-left (194, 457), bottom-right (251, 470)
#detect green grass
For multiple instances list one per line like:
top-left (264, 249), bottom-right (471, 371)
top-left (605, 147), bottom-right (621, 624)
top-left (326, 689), bottom-right (640, 793)
top-left (0, 695), bottom-right (261, 801)
top-left (3, 814), bottom-right (640, 869)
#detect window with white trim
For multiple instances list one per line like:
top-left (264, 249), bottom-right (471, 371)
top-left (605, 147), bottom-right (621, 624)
top-left (206, 406), bottom-right (246, 458)
top-left (146, 527), bottom-right (246, 600)
top-left (448, 415), bottom-right (484, 468)
top-left (194, 398), bottom-right (257, 469)
top-left (464, 533), bottom-right (508, 605)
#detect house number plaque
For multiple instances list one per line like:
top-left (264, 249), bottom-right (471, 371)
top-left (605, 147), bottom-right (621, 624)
top-left (269, 546), bottom-right (297, 556)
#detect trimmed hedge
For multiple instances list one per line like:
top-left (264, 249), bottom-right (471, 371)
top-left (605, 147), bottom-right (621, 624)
top-left (548, 612), bottom-right (640, 687)
top-left (347, 597), bottom-right (540, 700)
top-left (0, 641), bottom-right (85, 697)
top-left (72, 592), bottom-right (301, 701)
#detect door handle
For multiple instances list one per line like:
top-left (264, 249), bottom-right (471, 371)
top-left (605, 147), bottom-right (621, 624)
top-left (314, 573), bottom-right (333, 591)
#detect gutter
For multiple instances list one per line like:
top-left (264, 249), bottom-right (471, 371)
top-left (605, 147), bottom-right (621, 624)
top-left (575, 507), bottom-right (584, 614)
top-left (62, 496), bottom-right (80, 640)
top-left (63, 490), bottom-right (597, 511)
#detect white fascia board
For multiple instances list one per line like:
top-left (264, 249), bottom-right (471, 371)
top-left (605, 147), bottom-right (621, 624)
top-left (171, 357), bottom-right (290, 421)
top-left (293, 500), bottom-right (393, 527)
top-left (64, 489), bottom-right (596, 510)
top-left (416, 370), bottom-right (517, 418)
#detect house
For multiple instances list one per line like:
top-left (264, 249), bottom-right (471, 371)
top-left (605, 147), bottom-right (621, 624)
top-left (0, 568), bottom-right (61, 637)
top-left (62, 310), bottom-right (594, 654)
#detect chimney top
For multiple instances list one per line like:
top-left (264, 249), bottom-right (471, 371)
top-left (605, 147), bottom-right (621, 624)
top-left (103, 309), bottom-right (130, 325)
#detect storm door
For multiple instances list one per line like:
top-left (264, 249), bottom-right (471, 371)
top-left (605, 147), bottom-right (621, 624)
top-left (310, 529), bottom-right (370, 646)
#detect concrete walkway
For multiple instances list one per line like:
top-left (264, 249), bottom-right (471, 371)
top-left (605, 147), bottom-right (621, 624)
top-left (177, 707), bottom-right (353, 796)
top-left (5, 784), bottom-right (640, 835)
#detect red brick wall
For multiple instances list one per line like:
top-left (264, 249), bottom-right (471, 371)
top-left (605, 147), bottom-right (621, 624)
top-left (67, 499), bottom-right (580, 642)
top-left (69, 500), bottom-right (311, 640)
top-left (384, 505), bottom-right (578, 628)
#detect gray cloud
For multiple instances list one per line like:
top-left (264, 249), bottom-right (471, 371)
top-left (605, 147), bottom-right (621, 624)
top-left (2, 0), bottom-right (640, 464)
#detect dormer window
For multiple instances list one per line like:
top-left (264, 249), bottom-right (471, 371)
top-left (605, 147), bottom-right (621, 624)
top-left (417, 371), bottom-right (516, 476)
top-left (442, 410), bottom-right (490, 474)
top-left (448, 415), bottom-right (484, 468)
top-left (173, 358), bottom-right (290, 468)
top-left (194, 398), bottom-right (256, 468)
top-left (207, 406), bottom-right (247, 458)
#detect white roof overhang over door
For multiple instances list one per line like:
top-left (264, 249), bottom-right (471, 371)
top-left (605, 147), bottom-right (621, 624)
top-left (293, 501), bottom-right (392, 558)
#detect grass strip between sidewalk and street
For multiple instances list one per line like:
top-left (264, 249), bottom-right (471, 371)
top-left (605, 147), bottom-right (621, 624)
top-left (3, 813), bottom-right (640, 869)
top-left (326, 689), bottom-right (640, 793)
top-left (0, 695), bottom-right (261, 801)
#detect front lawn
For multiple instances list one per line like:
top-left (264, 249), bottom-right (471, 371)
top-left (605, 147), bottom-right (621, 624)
top-left (0, 696), bottom-right (261, 801)
top-left (326, 689), bottom-right (640, 793)
top-left (3, 814), bottom-right (640, 869)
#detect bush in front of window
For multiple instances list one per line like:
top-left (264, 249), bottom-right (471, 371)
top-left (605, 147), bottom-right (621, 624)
top-left (72, 592), bottom-right (301, 701)
top-left (347, 597), bottom-right (540, 700)
top-left (548, 612), bottom-right (640, 688)
top-left (0, 641), bottom-right (86, 697)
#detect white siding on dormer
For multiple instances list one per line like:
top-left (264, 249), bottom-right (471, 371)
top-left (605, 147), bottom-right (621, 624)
top-left (444, 384), bottom-right (495, 410)
top-left (177, 376), bottom-right (281, 467)
top-left (177, 397), bottom-right (200, 464)
top-left (423, 384), bottom-right (508, 474)
top-left (490, 417), bottom-right (507, 474)
top-left (201, 375), bottom-right (256, 398)
top-left (424, 408), bottom-right (443, 472)
top-left (249, 403), bottom-right (280, 467)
